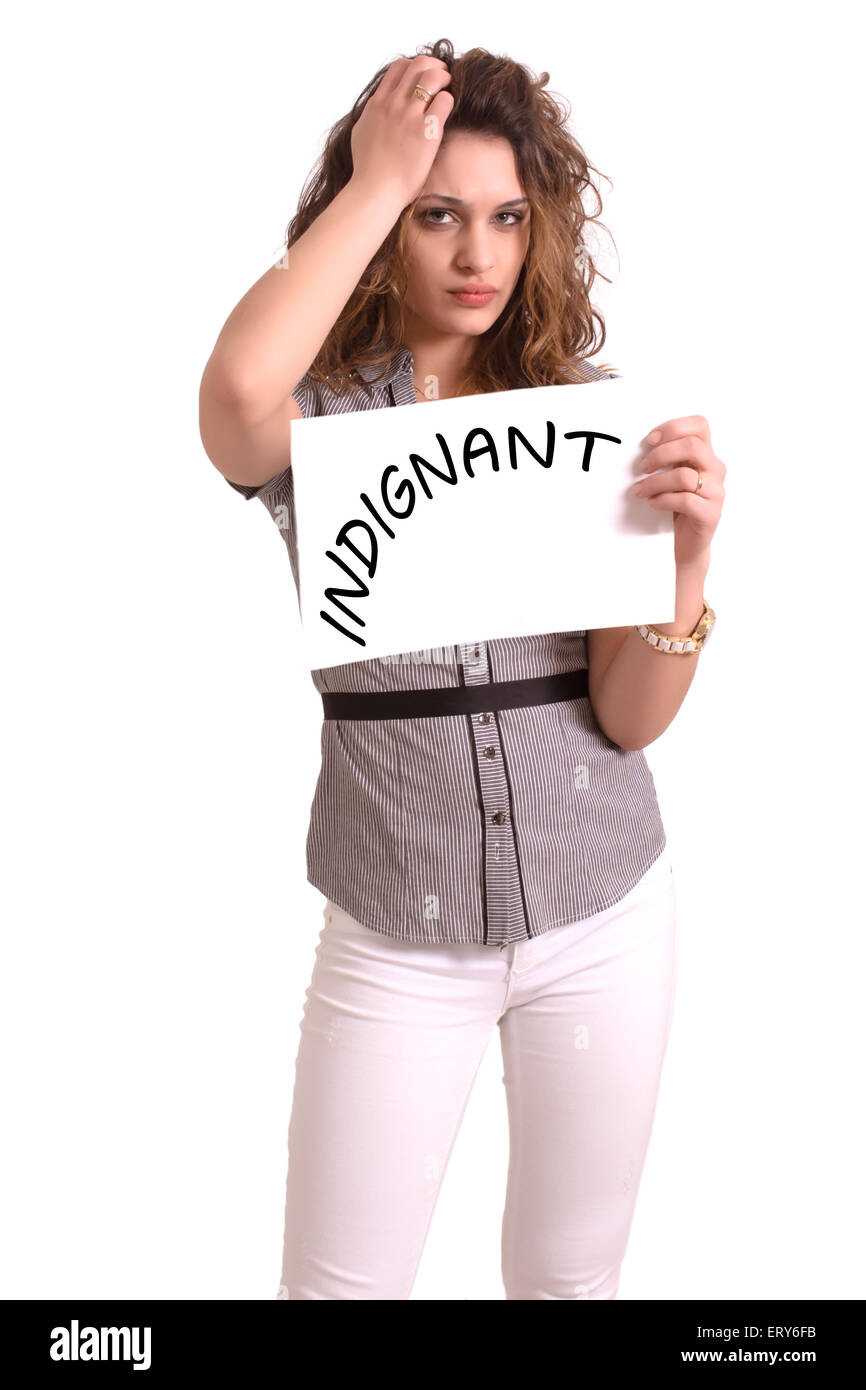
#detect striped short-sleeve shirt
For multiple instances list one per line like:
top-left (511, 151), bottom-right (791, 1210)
top-left (224, 343), bottom-right (667, 948)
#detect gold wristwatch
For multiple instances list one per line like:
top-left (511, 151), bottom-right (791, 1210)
top-left (636, 599), bottom-right (716, 654)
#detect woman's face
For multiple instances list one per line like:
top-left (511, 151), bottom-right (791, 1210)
top-left (402, 131), bottom-right (531, 340)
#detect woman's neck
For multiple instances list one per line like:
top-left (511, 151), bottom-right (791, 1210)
top-left (402, 329), bottom-right (479, 403)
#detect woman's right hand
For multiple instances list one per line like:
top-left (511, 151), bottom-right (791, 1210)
top-left (349, 54), bottom-right (454, 207)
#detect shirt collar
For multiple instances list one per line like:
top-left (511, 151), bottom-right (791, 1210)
top-left (353, 343), bottom-right (414, 388)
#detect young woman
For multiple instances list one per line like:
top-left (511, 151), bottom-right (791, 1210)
top-left (199, 39), bottom-right (725, 1300)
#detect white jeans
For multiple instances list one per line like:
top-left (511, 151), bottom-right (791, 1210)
top-left (277, 852), bottom-right (678, 1299)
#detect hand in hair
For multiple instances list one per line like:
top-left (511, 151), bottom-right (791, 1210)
top-left (350, 54), bottom-right (455, 206)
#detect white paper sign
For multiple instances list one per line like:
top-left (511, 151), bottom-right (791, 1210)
top-left (290, 376), bottom-right (679, 669)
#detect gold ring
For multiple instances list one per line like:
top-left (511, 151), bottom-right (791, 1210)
top-left (413, 85), bottom-right (432, 102)
top-left (694, 472), bottom-right (703, 493)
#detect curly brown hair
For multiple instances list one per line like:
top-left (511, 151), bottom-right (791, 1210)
top-left (284, 37), bottom-right (617, 397)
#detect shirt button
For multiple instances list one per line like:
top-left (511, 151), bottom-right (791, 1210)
top-left (473, 646), bottom-right (480, 658)
top-left (483, 745), bottom-right (496, 758)
top-left (491, 810), bottom-right (506, 825)
top-left (478, 712), bottom-right (491, 724)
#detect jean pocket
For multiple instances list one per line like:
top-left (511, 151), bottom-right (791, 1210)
top-left (324, 901), bottom-right (369, 935)
top-left (638, 853), bottom-right (673, 888)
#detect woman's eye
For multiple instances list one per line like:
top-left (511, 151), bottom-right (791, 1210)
top-left (421, 209), bottom-right (525, 226)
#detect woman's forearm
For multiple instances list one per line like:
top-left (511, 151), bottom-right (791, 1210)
top-left (591, 561), bottom-right (710, 751)
top-left (202, 176), bottom-right (408, 419)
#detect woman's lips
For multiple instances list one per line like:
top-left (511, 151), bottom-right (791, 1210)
top-left (449, 290), bottom-right (495, 306)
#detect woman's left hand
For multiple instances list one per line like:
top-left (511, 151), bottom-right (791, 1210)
top-left (631, 415), bottom-right (726, 571)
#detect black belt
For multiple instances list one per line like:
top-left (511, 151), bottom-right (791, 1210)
top-left (321, 667), bottom-right (589, 721)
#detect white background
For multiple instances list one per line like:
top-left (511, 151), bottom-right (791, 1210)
top-left (2, 0), bottom-right (862, 1301)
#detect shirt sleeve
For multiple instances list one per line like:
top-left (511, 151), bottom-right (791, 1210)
top-left (222, 375), bottom-right (314, 500)
top-left (569, 357), bottom-right (621, 383)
